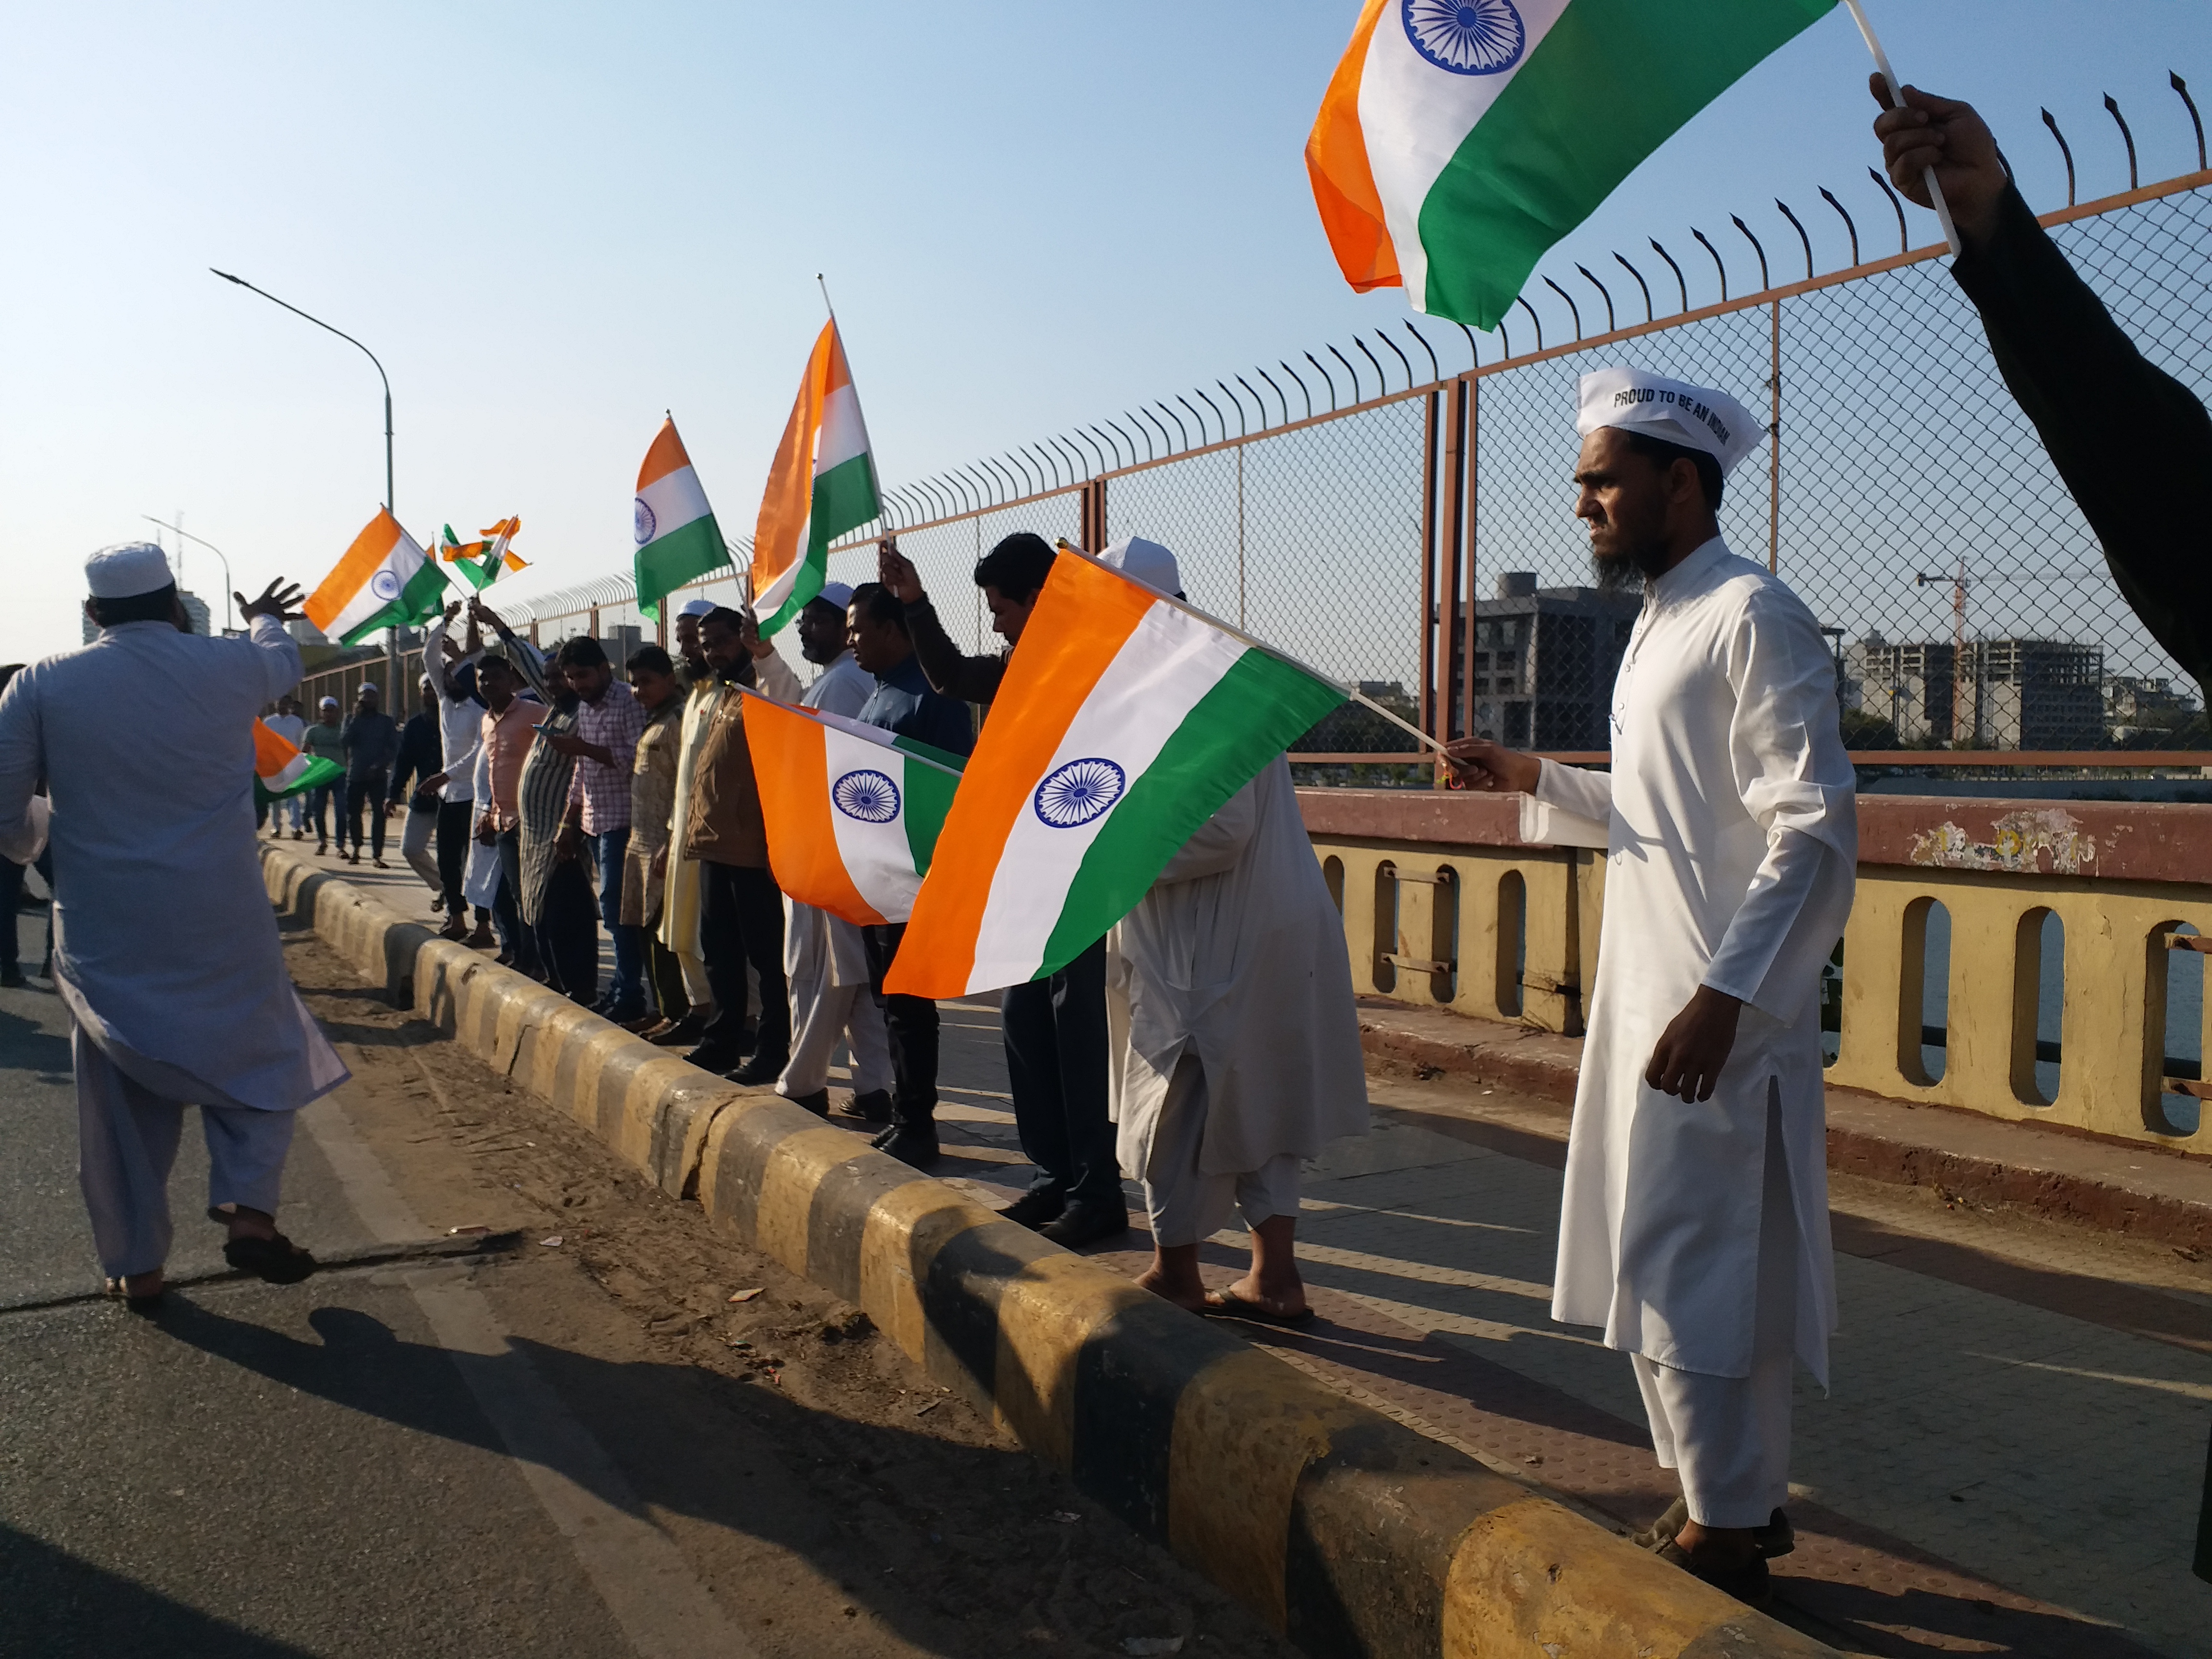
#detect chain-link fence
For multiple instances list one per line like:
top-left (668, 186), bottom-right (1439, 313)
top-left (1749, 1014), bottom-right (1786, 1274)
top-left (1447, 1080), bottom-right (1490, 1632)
top-left (495, 154), bottom-right (2212, 783)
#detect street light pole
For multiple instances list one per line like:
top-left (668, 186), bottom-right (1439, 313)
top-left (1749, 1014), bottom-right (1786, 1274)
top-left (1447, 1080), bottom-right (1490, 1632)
top-left (211, 270), bottom-right (393, 513)
top-left (143, 515), bottom-right (234, 633)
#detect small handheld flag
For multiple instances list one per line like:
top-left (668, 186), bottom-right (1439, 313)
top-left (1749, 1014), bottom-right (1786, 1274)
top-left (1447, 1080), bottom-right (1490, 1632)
top-left (253, 719), bottom-right (342, 803)
top-left (751, 317), bottom-right (880, 639)
top-left (304, 509), bottom-right (448, 645)
top-left (633, 419), bottom-right (727, 623)
top-left (440, 518), bottom-right (529, 590)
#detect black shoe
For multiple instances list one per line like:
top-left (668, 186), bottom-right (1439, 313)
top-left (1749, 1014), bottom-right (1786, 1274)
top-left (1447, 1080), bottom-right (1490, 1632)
top-left (1653, 1539), bottom-right (1770, 1608)
top-left (868, 1122), bottom-right (902, 1151)
top-left (1038, 1200), bottom-right (1129, 1249)
top-left (726, 1053), bottom-right (788, 1087)
top-left (843, 1089), bottom-right (894, 1122)
top-left (0, 966), bottom-right (24, 990)
top-left (783, 1089), bottom-right (830, 1117)
top-left (998, 1190), bottom-right (1067, 1229)
top-left (1632, 1500), bottom-right (1794, 1560)
top-left (685, 1043), bottom-right (745, 1075)
top-left (651, 1011), bottom-right (708, 1047)
top-left (877, 1125), bottom-right (939, 1169)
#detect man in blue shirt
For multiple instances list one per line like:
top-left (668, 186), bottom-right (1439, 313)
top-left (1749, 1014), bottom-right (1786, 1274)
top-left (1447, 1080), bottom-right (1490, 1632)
top-left (340, 682), bottom-right (400, 868)
top-left (848, 582), bottom-right (975, 1168)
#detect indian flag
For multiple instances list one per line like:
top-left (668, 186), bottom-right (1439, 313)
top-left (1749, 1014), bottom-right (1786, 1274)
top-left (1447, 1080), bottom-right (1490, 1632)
top-left (1307, 0), bottom-right (1832, 326)
top-left (304, 508), bottom-right (449, 646)
top-left (885, 552), bottom-right (1346, 999)
top-left (634, 418), bottom-right (727, 622)
top-left (441, 517), bottom-right (529, 591)
top-left (751, 317), bottom-right (879, 639)
top-left (252, 719), bottom-right (340, 803)
top-left (742, 689), bottom-right (961, 927)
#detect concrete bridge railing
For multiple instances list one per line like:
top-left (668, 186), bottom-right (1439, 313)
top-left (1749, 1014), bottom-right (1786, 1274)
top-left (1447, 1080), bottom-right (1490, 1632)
top-left (1299, 790), bottom-right (2212, 1153)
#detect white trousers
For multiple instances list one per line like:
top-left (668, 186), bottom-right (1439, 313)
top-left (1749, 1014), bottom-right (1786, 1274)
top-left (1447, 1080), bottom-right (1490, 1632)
top-left (1630, 1091), bottom-right (1798, 1529)
top-left (401, 803), bottom-right (441, 896)
top-left (780, 979), bottom-right (892, 1099)
top-left (677, 949), bottom-right (710, 1007)
top-left (1142, 1055), bottom-right (1300, 1249)
top-left (75, 1026), bottom-right (297, 1279)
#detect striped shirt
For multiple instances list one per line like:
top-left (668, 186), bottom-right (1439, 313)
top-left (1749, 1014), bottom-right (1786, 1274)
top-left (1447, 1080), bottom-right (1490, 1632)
top-left (564, 678), bottom-right (645, 834)
top-left (517, 702), bottom-right (581, 924)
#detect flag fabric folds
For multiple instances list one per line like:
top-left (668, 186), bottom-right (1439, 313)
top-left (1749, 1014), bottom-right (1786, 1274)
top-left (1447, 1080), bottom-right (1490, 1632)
top-left (1306, 0), bottom-right (1832, 327)
top-left (884, 553), bottom-right (1346, 999)
top-left (742, 689), bottom-right (961, 928)
top-left (440, 518), bottom-right (529, 590)
top-left (633, 418), bottom-right (727, 623)
top-left (252, 718), bottom-right (341, 803)
top-left (750, 318), bottom-right (880, 639)
top-left (304, 509), bottom-right (448, 645)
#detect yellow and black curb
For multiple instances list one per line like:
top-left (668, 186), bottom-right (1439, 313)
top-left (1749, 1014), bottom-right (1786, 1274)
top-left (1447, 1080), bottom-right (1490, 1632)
top-left (263, 845), bottom-right (1838, 1659)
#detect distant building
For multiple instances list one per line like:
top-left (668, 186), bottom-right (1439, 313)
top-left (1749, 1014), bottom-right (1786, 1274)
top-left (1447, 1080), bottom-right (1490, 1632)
top-left (1449, 572), bottom-right (1639, 749)
top-left (289, 617), bottom-right (330, 647)
top-left (1844, 633), bottom-right (2104, 749)
top-left (2104, 675), bottom-right (2200, 743)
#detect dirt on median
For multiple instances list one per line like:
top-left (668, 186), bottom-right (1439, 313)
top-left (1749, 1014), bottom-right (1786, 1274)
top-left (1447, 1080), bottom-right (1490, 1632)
top-left (280, 919), bottom-right (1300, 1659)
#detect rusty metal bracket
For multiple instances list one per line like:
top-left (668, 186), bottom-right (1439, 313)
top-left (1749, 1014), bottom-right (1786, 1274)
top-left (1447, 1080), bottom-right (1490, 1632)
top-left (1382, 954), bottom-right (1454, 975)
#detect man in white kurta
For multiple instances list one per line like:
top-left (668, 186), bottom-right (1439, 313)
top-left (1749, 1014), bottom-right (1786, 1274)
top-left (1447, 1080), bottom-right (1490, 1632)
top-left (774, 583), bottom-right (893, 1117)
top-left (1449, 369), bottom-right (1854, 1605)
top-left (0, 546), bottom-right (349, 1305)
top-left (1106, 544), bottom-right (1369, 1323)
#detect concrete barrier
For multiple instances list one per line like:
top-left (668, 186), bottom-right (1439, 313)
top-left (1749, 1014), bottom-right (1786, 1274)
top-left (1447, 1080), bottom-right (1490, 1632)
top-left (263, 843), bottom-right (1838, 1659)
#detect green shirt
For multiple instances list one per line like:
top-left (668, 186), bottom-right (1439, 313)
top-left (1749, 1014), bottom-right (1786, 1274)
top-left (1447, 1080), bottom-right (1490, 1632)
top-left (301, 721), bottom-right (347, 765)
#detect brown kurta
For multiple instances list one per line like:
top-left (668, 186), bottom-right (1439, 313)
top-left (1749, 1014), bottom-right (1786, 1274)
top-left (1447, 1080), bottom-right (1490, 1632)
top-left (682, 685), bottom-right (769, 869)
top-left (619, 699), bottom-right (684, 929)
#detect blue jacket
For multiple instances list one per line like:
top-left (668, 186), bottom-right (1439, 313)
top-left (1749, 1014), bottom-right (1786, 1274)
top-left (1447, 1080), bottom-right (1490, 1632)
top-left (857, 653), bottom-right (975, 759)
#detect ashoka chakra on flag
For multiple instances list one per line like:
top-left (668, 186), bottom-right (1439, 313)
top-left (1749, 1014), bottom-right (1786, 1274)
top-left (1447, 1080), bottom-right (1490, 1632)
top-left (1404, 0), bottom-right (1525, 75)
top-left (832, 769), bottom-right (902, 824)
top-left (1034, 758), bottom-right (1126, 829)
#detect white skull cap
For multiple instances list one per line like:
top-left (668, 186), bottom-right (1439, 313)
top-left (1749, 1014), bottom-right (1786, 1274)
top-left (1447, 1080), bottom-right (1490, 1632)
top-left (675, 598), bottom-right (717, 619)
top-left (1576, 367), bottom-right (1762, 473)
top-left (816, 580), bottom-right (855, 610)
top-left (85, 541), bottom-right (176, 599)
top-left (1098, 536), bottom-right (1182, 598)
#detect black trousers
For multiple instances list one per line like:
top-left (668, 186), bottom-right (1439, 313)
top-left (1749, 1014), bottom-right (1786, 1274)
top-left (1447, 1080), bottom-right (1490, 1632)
top-left (647, 938), bottom-right (689, 1022)
top-left (1001, 936), bottom-right (1118, 1204)
top-left (434, 798), bottom-right (487, 923)
top-left (533, 857), bottom-right (600, 1003)
top-left (863, 923), bottom-right (939, 1127)
top-left (345, 769), bottom-right (390, 859)
top-left (698, 863), bottom-right (789, 1061)
top-left (493, 826), bottom-right (541, 976)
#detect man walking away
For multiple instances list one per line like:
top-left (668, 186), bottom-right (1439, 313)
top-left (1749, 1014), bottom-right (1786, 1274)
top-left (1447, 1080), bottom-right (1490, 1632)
top-left (388, 675), bottom-right (445, 907)
top-left (775, 582), bottom-right (893, 1120)
top-left (681, 609), bottom-right (790, 1083)
top-left (1448, 368), bottom-right (1856, 1608)
top-left (848, 582), bottom-right (977, 1167)
top-left (619, 645), bottom-right (690, 1034)
top-left (422, 602), bottom-right (493, 945)
top-left (264, 695), bottom-right (307, 840)
top-left (340, 681), bottom-right (398, 867)
top-left (549, 637), bottom-right (646, 1022)
top-left (878, 531), bottom-right (1124, 1243)
top-left (0, 546), bottom-right (348, 1310)
top-left (302, 697), bottom-right (345, 855)
top-left (470, 650), bottom-right (540, 976)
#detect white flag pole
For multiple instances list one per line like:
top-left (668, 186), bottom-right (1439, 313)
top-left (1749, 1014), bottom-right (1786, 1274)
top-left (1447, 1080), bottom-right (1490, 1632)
top-left (1053, 539), bottom-right (1450, 761)
top-left (1842, 0), bottom-right (1963, 257)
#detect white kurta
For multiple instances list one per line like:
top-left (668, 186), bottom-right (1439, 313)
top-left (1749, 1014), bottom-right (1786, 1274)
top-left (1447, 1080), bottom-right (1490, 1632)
top-left (422, 614), bottom-right (481, 804)
top-left (0, 616), bottom-right (349, 1112)
top-left (1108, 756), bottom-right (1369, 1182)
top-left (786, 651), bottom-right (878, 990)
top-left (1536, 537), bottom-right (1855, 1387)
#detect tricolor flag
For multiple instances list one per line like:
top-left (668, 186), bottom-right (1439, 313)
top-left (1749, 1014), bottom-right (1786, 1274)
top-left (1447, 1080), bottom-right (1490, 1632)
top-left (252, 718), bottom-right (341, 803)
top-left (1307, 0), bottom-right (1832, 327)
top-left (750, 317), bottom-right (880, 638)
top-left (742, 690), bottom-right (961, 927)
top-left (441, 517), bottom-right (529, 591)
top-left (885, 553), bottom-right (1346, 998)
top-left (304, 509), bottom-right (449, 645)
top-left (633, 418), bottom-right (727, 623)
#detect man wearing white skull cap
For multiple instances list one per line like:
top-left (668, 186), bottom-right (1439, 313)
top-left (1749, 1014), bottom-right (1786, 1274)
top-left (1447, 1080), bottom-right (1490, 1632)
top-left (1448, 368), bottom-right (1856, 1606)
top-left (0, 546), bottom-right (347, 1311)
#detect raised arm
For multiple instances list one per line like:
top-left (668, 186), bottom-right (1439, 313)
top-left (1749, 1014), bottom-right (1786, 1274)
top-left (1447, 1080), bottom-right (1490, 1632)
top-left (882, 538), bottom-right (1006, 704)
top-left (233, 578), bottom-right (307, 704)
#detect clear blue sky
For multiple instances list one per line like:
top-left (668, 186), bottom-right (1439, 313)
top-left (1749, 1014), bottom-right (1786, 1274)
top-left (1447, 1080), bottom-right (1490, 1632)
top-left (2, 2), bottom-right (2205, 662)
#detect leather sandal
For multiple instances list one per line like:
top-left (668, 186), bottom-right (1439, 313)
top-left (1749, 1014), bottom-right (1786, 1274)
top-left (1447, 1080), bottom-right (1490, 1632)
top-left (1655, 1538), bottom-right (1770, 1607)
top-left (222, 1232), bottom-right (318, 1285)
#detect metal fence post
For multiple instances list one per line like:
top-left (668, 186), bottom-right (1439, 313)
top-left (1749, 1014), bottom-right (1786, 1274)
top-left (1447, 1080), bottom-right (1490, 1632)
top-left (1420, 387), bottom-right (1441, 756)
top-left (1769, 296), bottom-right (1783, 575)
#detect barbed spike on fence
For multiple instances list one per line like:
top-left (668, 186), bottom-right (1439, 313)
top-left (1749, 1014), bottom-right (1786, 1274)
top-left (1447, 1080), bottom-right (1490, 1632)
top-left (1122, 412), bottom-right (1155, 462)
top-left (1058, 434), bottom-right (1092, 481)
top-left (1402, 322), bottom-right (1439, 384)
top-left (1775, 200), bottom-right (1814, 282)
top-left (1325, 343), bottom-right (1362, 403)
top-left (1494, 315), bottom-right (1513, 360)
top-left (1731, 215), bottom-right (1770, 291)
top-left (1574, 264), bottom-right (1616, 334)
top-left (1234, 374), bottom-right (1269, 430)
top-left (2104, 94), bottom-right (2138, 191)
top-left (1194, 385), bottom-right (1229, 441)
top-left (1302, 352), bottom-right (1338, 412)
top-left (1278, 361), bottom-right (1312, 420)
top-left (1691, 228), bottom-right (1729, 302)
top-left (1352, 337), bottom-right (1388, 397)
top-left (1154, 401), bottom-right (1190, 451)
top-left (1514, 294), bottom-right (1546, 352)
top-left (1817, 189), bottom-right (1860, 266)
top-left (1260, 365), bottom-right (1297, 423)
top-left (1648, 239), bottom-right (1688, 313)
top-left (1866, 168), bottom-right (1908, 254)
top-left (1026, 443), bottom-right (1062, 490)
top-left (1071, 428), bottom-right (1107, 474)
top-left (1541, 276), bottom-right (1583, 339)
top-left (1375, 329), bottom-right (1414, 392)
top-left (1450, 320), bottom-right (1479, 372)
top-left (1134, 406), bottom-right (1171, 457)
top-left (981, 456), bottom-right (1016, 503)
top-left (2042, 109), bottom-right (2077, 206)
top-left (1612, 252), bottom-right (1653, 323)
top-left (1174, 393), bottom-right (1211, 445)
top-left (1214, 381), bottom-right (1247, 438)
top-left (2174, 72), bottom-right (2206, 171)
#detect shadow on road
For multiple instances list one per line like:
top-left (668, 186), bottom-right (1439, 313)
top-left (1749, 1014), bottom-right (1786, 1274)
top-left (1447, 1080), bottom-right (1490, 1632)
top-left (0, 1522), bottom-right (323, 1659)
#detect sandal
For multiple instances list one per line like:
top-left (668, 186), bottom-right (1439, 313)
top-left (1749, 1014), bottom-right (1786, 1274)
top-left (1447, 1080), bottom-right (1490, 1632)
top-left (1202, 1289), bottom-right (1316, 1327)
top-left (1654, 1539), bottom-right (1770, 1608)
top-left (1632, 1499), bottom-right (1794, 1558)
top-left (222, 1232), bottom-right (318, 1285)
top-left (103, 1274), bottom-right (167, 1316)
